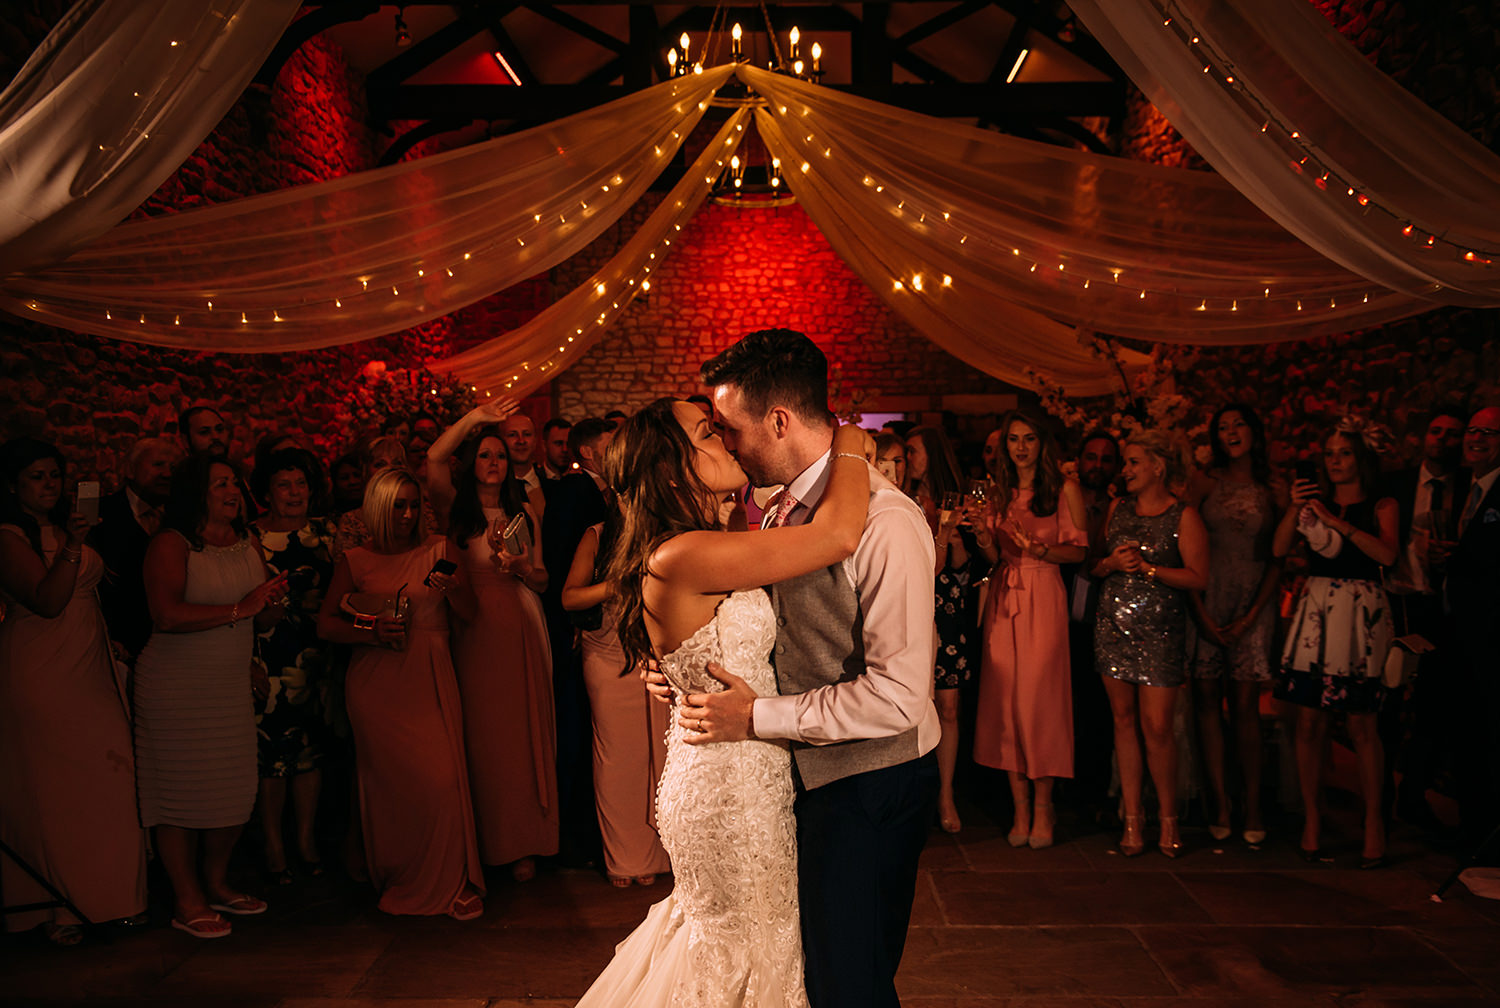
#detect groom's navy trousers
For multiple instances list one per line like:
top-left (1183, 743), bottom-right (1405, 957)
top-left (795, 751), bottom-right (939, 1008)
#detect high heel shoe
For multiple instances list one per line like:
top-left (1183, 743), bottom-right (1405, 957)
top-left (1208, 798), bottom-right (1232, 842)
top-left (1119, 814), bottom-right (1146, 857)
top-left (1029, 803), bottom-right (1055, 849)
top-left (1242, 828), bottom-right (1267, 846)
top-left (1159, 815), bottom-right (1183, 859)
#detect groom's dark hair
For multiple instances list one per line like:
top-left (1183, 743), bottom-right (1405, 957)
top-left (700, 328), bottom-right (834, 426)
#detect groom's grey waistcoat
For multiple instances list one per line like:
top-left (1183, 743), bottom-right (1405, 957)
top-left (770, 561), bottom-right (922, 790)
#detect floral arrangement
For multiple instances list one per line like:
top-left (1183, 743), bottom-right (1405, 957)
top-left (335, 360), bottom-right (478, 437)
top-left (827, 361), bottom-right (872, 424)
top-left (1028, 339), bottom-right (1207, 460)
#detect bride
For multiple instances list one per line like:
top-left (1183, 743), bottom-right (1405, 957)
top-left (575, 398), bottom-right (871, 1007)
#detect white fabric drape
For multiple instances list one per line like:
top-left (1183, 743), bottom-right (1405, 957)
top-left (742, 65), bottom-right (1430, 349)
top-left (0, 66), bottom-right (733, 351)
top-left (433, 108), bottom-right (752, 398)
top-left (1070, 0), bottom-right (1500, 303)
top-left (2, 0), bottom-right (1496, 395)
top-left (0, 0), bottom-right (302, 275)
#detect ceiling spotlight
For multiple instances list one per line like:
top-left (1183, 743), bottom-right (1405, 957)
top-left (394, 7), bottom-right (411, 47)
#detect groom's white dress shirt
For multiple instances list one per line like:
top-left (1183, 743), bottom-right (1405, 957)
top-left (751, 450), bottom-right (941, 756)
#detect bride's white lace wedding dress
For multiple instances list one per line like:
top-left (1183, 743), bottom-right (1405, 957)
top-left (575, 589), bottom-right (808, 1008)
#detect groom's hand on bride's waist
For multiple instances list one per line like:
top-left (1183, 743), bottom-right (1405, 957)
top-left (680, 662), bottom-right (757, 744)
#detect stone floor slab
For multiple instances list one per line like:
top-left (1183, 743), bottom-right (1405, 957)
top-left (353, 926), bottom-right (622, 1000)
top-left (1176, 869), bottom-right (1496, 927)
top-left (898, 926), bottom-right (1176, 999)
top-left (929, 869), bottom-right (1211, 926)
top-left (1135, 924), bottom-right (1484, 999)
top-left (151, 925), bottom-right (394, 998)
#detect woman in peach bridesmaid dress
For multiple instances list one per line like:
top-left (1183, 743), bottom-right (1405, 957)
top-left (317, 468), bottom-right (484, 918)
top-left (427, 403), bottom-right (558, 883)
top-left (972, 412), bottom-right (1089, 849)
top-left (0, 439), bottom-right (147, 945)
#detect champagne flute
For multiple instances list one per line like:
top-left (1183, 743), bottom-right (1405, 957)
top-left (939, 491), bottom-right (962, 529)
top-left (962, 479), bottom-right (990, 528)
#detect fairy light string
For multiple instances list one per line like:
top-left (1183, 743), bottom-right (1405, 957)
top-left (1156, 0), bottom-right (1496, 267)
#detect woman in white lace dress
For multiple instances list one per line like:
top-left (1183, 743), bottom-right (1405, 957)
top-left (574, 398), bottom-right (871, 1008)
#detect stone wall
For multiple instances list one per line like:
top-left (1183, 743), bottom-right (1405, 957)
top-left (0, 16), bottom-right (548, 484)
top-left (3, 0), bottom-right (1498, 483)
top-left (549, 196), bottom-right (1015, 420)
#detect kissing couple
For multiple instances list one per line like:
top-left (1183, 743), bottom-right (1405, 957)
top-left (575, 329), bottom-right (940, 1008)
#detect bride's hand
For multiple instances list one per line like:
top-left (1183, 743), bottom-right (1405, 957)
top-left (640, 661), bottom-right (674, 705)
top-left (831, 422), bottom-right (867, 459)
top-left (679, 662), bottom-right (757, 744)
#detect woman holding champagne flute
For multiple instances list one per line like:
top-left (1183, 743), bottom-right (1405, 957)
top-left (1091, 431), bottom-right (1209, 857)
top-left (972, 411), bottom-right (1088, 848)
top-left (317, 467), bottom-right (483, 917)
top-left (426, 402), bottom-right (556, 883)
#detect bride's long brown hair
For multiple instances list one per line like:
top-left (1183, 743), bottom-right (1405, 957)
top-left (602, 397), bottom-right (719, 675)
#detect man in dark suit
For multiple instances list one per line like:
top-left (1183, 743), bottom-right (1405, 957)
top-left (1441, 406), bottom-right (1500, 853)
top-left (539, 417), bottom-right (615, 865)
top-left (87, 437), bottom-right (179, 661)
top-left (1380, 406), bottom-right (1465, 827)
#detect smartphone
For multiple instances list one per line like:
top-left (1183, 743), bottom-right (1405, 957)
top-left (76, 480), bottom-right (101, 526)
top-left (424, 557), bottom-right (458, 587)
top-left (1293, 460), bottom-right (1320, 489)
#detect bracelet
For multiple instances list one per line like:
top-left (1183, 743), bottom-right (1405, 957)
top-left (1147, 564), bottom-right (1158, 580)
top-left (832, 451), bottom-right (866, 463)
top-left (229, 603), bottom-right (239, 627)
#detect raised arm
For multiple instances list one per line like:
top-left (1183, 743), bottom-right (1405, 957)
top-left (0, 515), bottom-right (88, 619)
top-left (425, 399), bottom-right (518, 518)
top-left (651, 423), bottom-right (871, 596)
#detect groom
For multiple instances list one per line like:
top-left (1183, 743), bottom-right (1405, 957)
top-left (679, 328), bottom-right (940, 1008)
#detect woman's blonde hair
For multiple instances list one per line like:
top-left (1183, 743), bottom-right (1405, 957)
top-left (362, 467), bottom-right (423, 552)
top-left (1125, 429), bottom-right (1186, 490)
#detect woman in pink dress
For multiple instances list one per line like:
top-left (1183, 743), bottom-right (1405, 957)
top-left (427, 402), bottom-right (558, 883)
top-left (972, 412), bottom-right (1089, 848)
top-left (563, 510), bottom-right (671, 887)
top-left (0, 438), bottom-right (148, 945)
top-left (317, 468), bottom-right (484, 918)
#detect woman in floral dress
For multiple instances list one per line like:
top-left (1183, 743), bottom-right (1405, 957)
top-left (1272, 419), bottom-right (1398, 867)
top-left (250, 448), bottom-right (336, 882)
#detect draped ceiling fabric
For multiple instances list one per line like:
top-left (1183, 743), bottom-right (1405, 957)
top-left (0, 0), bottom-right (302, 275)
top-left (0, 66), bottom-right (733, 352)
top-left (3, 0), bottom-right (1499, 397)
top-left (431, 108), bottom-right (752, 396)
top-left (1070, 0), bottom-right (1500, 303)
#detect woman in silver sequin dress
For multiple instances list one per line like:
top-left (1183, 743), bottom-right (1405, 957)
top-left (1093, 431), bottom-right (1209, 857)
top-left (1186, 405), bottom-right (1284, 846)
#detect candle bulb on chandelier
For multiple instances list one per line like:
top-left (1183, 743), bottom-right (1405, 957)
top-left (811, 42), bottom-right (822, 74)
top-left (731, 23), bottom-right (742, 58)
top-left (789, 26), bottom-right (800, 61)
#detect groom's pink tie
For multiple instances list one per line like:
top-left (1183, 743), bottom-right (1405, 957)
top-left (770, 491), bottom-right (799, 528)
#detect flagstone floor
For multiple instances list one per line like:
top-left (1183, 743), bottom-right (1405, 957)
top-left (4, 779), bottom-right (1498, 1008)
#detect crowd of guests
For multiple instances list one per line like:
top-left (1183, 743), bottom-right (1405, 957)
top-left (2, 393), bottom-right (1498, 945)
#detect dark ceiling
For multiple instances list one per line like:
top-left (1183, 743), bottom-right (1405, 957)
top-left (263, 2), bottom-right (1127, 164)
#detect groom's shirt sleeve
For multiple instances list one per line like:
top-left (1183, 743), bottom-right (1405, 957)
top-left (752, 487), bottom-right (940, 752)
